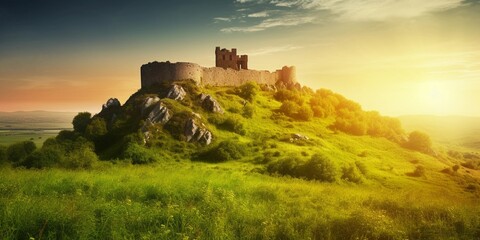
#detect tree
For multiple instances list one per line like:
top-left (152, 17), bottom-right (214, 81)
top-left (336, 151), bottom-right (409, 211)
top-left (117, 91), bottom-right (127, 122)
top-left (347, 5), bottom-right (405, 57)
top-left (406, 131), bottom-right (432, 153)
top-left (72, 112), bottom-right (92, 133)
top-left (280, 100), bottom-right (299, 117)
top-left (85, 117), bottom-right (108, 140)
top-left (237, 81), bottom-right (260, 102)
top-left (7, 141), bottom-right (36, 163)
top-left (296, 105), bottom-right (314, 121)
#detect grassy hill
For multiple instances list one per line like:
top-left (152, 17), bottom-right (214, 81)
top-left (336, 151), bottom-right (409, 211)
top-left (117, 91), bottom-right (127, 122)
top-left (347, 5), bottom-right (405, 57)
top-left (1, 82), bottom-right (480, 239)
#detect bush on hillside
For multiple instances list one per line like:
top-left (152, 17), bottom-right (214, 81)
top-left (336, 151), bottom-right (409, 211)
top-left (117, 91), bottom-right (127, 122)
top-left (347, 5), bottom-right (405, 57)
top-left (341, 164), bottom-right (364, 183)
top-left (220, 116), bottom-right (246, 135)
top-left (210, 115), bottom-right (247, 135)
top-left (297, 154), bottom-right (337, 182)
top-left (64, 146), bottom-right (98, 169)
top-left (72, 112), bottom-right (92, 133)
top-left (279, 100), bottom-right (299, 118)
top-left (7, 141), bottom-right (36, 163)
top-left (123, 143), bottom-right (158, 164)
top-left (267, 153), bottom-right (337, 182)
top-left (407, 165), bottom-right (426, 177)
top-left (405, 131), bottom-right (432, 154)
top-left (297, 104), bottom-right (314, 121)
top-left (196, 140), bottom-right (246, 162)
top-left (21, 147), bottom-right (64, 169)
top-left (274, 89), bottom-right (304, 105)
top-left (236, 81), bottom-right (260, 102)
top-left (242, 102), bottom-right (255, 118)
top-left (85, 117), bottom-right (108, 140)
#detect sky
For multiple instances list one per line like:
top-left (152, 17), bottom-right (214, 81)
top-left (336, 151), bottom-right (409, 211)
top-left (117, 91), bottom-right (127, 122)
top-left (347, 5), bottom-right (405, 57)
top-left (0, 0), bottom-right (479, 116)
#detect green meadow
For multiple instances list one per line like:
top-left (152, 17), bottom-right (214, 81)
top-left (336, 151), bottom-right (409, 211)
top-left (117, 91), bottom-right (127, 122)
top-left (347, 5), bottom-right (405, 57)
top-left (1, 161), bottom-right (479, 240)
top-left (1, 83), bottom-right (480, 239)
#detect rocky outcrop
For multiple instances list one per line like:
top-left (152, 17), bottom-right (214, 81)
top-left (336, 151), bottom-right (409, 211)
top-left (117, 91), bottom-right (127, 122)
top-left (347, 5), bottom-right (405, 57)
top-left (147, 102), bottom-right (171, 124)
top-left (199, 93), bottom-right (224, 113)
top-left (184, 118), bottom-right (213, 145)
top-left (102, 98), bottom-right (121, 110)
top-left (290, 133), bottom-right (309, 142)
top-left (166, 84), bottom-right (187, 101)
top-left (141, 97), bottom-right (161, 116)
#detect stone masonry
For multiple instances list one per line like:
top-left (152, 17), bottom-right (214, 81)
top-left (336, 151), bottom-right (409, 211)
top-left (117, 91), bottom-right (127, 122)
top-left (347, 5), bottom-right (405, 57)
top-left (140, 47), bottom-right (296, 88)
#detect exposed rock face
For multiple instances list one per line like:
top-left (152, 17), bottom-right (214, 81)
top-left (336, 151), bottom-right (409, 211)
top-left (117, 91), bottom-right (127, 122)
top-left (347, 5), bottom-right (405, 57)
top-left (166, 84), bottom-right (187, 101)
top-left (147, 102), bottom-right (171, 124)
top-left (184, 118), bottom-right (213, 145)
top-left (290, 133), bottom-right (309, 142)
top-left (102, 98), bottom-right (121, 110)
top-left (141, 97), bottom-right (161, 116)
top-left (199, 93), bottom-right (224, 113)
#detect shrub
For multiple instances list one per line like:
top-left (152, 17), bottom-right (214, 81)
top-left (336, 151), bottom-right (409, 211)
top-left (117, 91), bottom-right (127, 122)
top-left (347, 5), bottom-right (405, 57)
top-left (197, 140), bottom-right (246, 162)
top-left (72, 112), bottom-right (92, 133)
top-left (220, 116), bottom-right (246, 135)
top-left (211, 115), bottom-right (247, 135)
top-left (462, 160), bottom-right (480, 170)
top-left (341, 164), bottom-right (363, 183)
top-left (279, 100), bottom-right (299, 118)
top-left (123, 143), bottom-right (158, 164)
top-left (85, 117), bottom-right (108, 140)
top-left (405, 131), bottom-right (432, 154)
top-left (64, 147), bottom-right (98, 169)
top-left (296, 104), bottom-right (313, 121)
top-left (7, 141), bottom-right (36, 163)
top-left (21, 147), bottom-right (64, 169)
top-left (267, 153), bottom-right (337, 182)
top-left (452, 164), bottom-right (460, 172)
top-left (267, 156), bottom-right (302, 176)
top-left (299, 154), bottom-right (337, 182)
top-left (242, 103), bottom-right (255, 118)
top-left (407, 165), bottom-right (426, 177)
top-left (274, 89), bottom-right (303, 105)
top-left (237, 81), bottom-right (260, 102)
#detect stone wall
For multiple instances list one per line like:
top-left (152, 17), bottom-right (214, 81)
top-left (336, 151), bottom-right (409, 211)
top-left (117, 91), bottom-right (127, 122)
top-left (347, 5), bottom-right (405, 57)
top-left (141, 62), bottom-right (203, 88)
top-left (140, 61), bottom-right (296, 88)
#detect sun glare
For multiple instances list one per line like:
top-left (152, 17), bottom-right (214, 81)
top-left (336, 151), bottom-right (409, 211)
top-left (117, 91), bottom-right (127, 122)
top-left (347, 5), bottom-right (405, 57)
top-left (417, 80), bottom-right (455, 115)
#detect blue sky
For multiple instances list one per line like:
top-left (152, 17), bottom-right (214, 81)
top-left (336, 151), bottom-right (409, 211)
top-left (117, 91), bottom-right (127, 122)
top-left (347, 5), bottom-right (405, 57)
top-left (1, 0), bottom-right (479, 116)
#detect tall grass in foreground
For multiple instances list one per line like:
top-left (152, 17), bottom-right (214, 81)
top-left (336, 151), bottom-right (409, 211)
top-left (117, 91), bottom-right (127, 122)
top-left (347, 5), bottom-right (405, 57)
top-left (0, 162), bottom-right (479, 239)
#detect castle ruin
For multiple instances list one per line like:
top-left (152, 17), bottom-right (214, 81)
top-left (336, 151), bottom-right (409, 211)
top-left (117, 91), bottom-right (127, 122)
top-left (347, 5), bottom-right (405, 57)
top-left (141, 47), bottom-right (296, 88)
top-left (215, 47), bottom-right (248, 70)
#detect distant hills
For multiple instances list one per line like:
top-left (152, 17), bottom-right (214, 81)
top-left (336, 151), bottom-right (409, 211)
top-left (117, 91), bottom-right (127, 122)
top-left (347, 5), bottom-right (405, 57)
top-left (0, 111), bottom-right (76, 130)
top-left (399, 115), bottom-right (480, 150)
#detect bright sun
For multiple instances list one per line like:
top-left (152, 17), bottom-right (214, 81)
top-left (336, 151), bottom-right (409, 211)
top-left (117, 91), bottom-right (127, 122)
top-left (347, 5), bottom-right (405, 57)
top-left (417, 80), bottom-right (455, 115)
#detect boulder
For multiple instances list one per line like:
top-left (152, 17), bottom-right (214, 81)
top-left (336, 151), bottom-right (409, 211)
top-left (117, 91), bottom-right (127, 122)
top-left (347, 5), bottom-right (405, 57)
top-left (184, 118), bottom-right (213, 145)
top-left (166, 84), bottom-right (187, 101)
top-left (291, 133), bottom-right (309, 142)
top-left (147, 102), bottom-right (171, 124)
top-left (199, 93), bottom-right (224, 113)
top-left (141, 96), bottom-right (160, 116)
top-left (102, 98), bottom-right (121, 110)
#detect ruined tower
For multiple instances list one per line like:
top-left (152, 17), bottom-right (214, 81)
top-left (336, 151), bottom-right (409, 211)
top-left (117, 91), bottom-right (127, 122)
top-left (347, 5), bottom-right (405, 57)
top-left (215, 47), bottom-right (248, 70)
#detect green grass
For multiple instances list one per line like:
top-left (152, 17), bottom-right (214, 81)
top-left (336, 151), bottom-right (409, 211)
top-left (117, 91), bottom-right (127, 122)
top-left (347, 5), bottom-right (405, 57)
top-left (0, 130), bottom-right (61, 147)
top-left (0, 162), bottom-right (479, 239)
top-left (2, 86), bottom-right (480, 239)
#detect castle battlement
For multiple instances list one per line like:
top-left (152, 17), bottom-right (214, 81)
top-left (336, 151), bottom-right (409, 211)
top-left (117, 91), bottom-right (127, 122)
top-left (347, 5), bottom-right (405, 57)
top-left (140, 47), bottom-right (296, 89)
